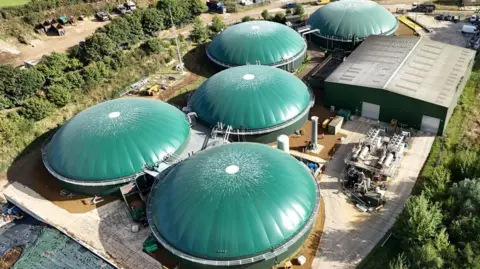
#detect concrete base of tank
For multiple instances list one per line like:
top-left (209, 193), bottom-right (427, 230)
top-left (45, 132), bottom-right (193, 196)
top-left (309, 33), bottom-right (360, 52)
top-left (203, 113), bottom-right (309, 144)
top-left (164, 227), bottom-right (313, 269)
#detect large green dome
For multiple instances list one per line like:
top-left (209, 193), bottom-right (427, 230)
top-left (44, 98), bottom-right (190, 182)
top-left (189, 65), bottom-right (313, 132)
top-left (147, 143), bottom-right (319, 264)
top-left (307, 0), bottom-right (398, 41)
top-left (207, 20), bottom-right (307, 67)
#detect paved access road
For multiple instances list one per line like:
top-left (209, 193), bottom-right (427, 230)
top-left (311, 118), bottom-right (434, 269)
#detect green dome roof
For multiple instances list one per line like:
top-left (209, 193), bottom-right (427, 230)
top-left (45, 98), bottom-right (190, 182)
top-left (148, 143), bottom-right (319, 262)
top-left (207, 20), bottom-right (307, 67)
top-left (189, 65), bottom-right (313, 131)
top-left (308, 0), bottom-right (398, 41)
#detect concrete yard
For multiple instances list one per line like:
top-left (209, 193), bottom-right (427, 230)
top-left (411, 13), bottom-right (470, 47)
top-left (311, 117), bottom-right (435, 269)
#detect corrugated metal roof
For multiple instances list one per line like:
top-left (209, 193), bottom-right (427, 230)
top-left (326, 36), bottom-right (475, 107)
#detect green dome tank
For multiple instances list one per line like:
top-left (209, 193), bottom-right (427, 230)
top-left (207, 21), bottom-right (307, 71)
top-left (43, 98), bottom-right (191, 195)
top-left (147, 143), bottom-right (320, 268)
top-left (189, 65), bottom-right (314, 138)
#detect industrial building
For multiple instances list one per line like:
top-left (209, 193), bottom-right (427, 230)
top-left (147, 142), bottom-right (320, 269)
top-left (188, 65), bottom-right (314, 143)
top-left (207, 20), bottom-right (307, 72)
top-left (307, 0), bottom-right (398, 51)
top-left (42, 98), bottom-right (191, 195)
top-left (324, 36), bottom-right (475, 135)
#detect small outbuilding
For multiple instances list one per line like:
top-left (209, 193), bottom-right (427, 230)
top-left (323, 36), bottom-right (475, 135)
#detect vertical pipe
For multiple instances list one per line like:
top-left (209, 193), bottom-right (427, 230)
top-left (311, 116), bottom-right (319, 150)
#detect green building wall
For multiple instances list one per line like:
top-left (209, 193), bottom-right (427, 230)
top-left (324, 82), bottom-right (448, 134)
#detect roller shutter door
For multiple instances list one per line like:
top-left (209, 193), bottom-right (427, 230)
top-left (361, 102), bottom-right (380, 120)
top-left (420, 115), bottom-right (441, 134)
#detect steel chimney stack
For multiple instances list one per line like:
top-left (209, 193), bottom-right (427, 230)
top-left (311, 116), bottom-right (319, 151)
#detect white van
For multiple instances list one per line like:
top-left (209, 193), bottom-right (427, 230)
top-left (462, 24), bottom-right (479, 34)
top-left (470, 14), bottom-right (478, 23)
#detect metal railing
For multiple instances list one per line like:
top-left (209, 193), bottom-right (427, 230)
top-left (210, 82), bottom-right (315, 136)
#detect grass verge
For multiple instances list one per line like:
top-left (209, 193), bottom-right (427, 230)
top-left (0, 0), bottom-right (29, 7)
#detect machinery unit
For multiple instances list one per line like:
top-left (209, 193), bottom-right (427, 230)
top-left (343, 127), bottom-right (409, 210)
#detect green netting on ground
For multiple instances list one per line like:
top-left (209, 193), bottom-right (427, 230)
top-left (13, 227), bottom-right (114, 269)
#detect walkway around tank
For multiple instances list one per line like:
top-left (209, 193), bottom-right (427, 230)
top-left (311, 117), bottom-right (434, 269)
top-left (3, 185), bottom-right (159, 269)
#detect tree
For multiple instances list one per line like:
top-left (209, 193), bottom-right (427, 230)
top-left (294, 4), bottom-right (305, 16)
top-left (156, 0), bottom-right (206, 27)
top-left (242, 16), bottom-right (254, 22)
top-left (65, 71), bottom-right (85, 90)
top-left (141, 39), bottom-right (164, 54)
top-left (210, 15), bottom-right (225, 35)
top-left (141, 8), bottom-right (165, 36)
top-left (389, 253), bottom-right (409, 269)
top-left (21, 97), bottom-right (55, 121)
top-left (450, 178), bottom-right (480, 215)
top-left (0, 65), bottom-right (20, 99)
top-left (15, 68), bottom-right (45, 101)
top-left (46, 85), bottom-right (71, 107)
top-left (41, 52), bottom-right (72, 71)
top-left (190, 17), bottom-right (208, 43)
top-left (272, 12), bottom-right (287, 24)
top-left (408, 243), bottom-right (444, 269)
top-left (261, 9), bottom-right (269, 20)
top-left (82, 62), bottom-right (104, 88)
top-left (82, 33), bottom-right (117, 63)
top-left (285, 8), bottom-right (292, 15)
top-left (100, 17), bottom-right (132, 45)
top-left (125, 14), bottom-right (145, 43)
top-left (0, 95), bottom-right (13, 110)
top-left (422, 165), bottom-right (451, 201)
top-left (452, 150), bottom-right (479, 179)
top-left (394, 194), bottom-right (443, 247)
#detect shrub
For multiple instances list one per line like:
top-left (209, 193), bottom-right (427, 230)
top-left (394, 194), bottom-right (443, 247)
top-left (141, 38), bottom-right (164, 54)
top-left (46, 85), bottom-right (71, 107)
top-left (21, 97), bottom-right (55, 120)
top-left (0, 95), bottom-right (13, 110)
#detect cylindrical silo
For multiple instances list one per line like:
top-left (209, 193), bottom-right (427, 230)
top-left (277, 134), bottom-right (290, 153)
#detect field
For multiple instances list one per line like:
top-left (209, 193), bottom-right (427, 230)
top-left (0, 0), bottom-right (29, 7)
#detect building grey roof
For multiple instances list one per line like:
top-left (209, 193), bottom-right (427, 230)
top-left (326, 36), bottom-right (476, 107)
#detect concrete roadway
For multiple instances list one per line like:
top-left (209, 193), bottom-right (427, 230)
top-left (311, 118), bottom-right (434, 269)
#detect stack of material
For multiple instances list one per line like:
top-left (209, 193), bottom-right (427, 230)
top-left (328, 115), bottom-right (344, 134)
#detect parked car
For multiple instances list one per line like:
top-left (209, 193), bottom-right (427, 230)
top-left (284, 2), bottom-right (297, 8)
top-left (462, 24), bottom-right (479, 34)
top-left (470, 14), bottom-right (478, 23)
